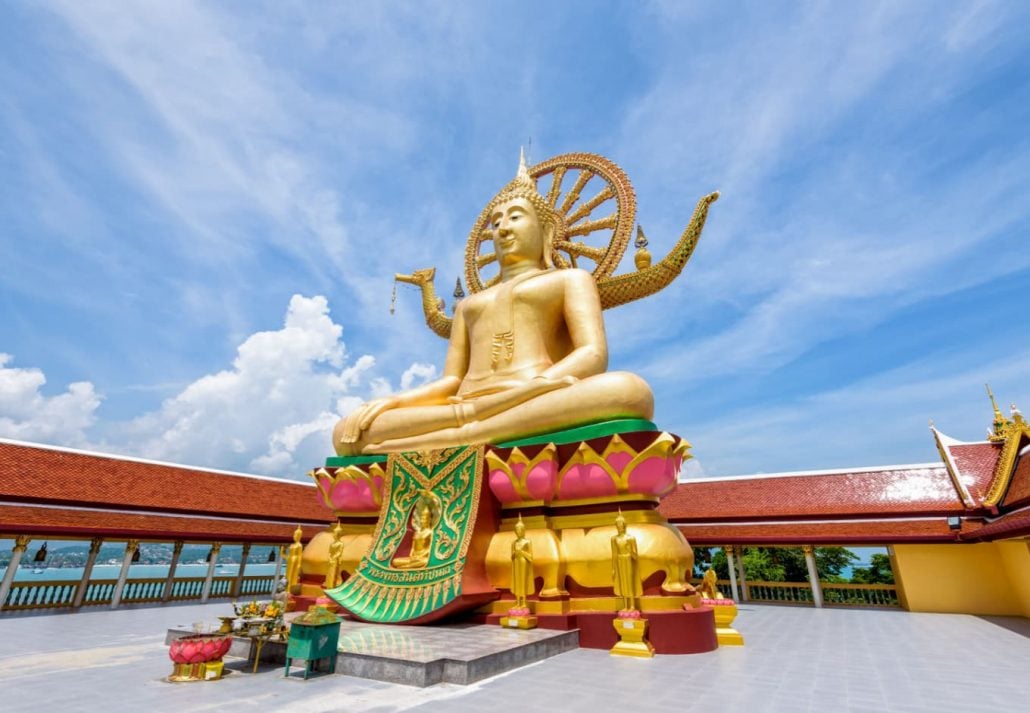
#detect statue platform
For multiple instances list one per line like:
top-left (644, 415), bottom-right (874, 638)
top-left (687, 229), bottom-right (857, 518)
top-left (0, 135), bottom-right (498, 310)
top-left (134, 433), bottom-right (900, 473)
top-left (298, 420), bottom-right (719, 655)
top-left (169, 621), bottom-right (578, 687)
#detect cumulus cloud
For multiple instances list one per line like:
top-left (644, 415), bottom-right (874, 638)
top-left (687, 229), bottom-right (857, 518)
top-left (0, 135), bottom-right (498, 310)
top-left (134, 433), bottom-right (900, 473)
top-left (1, 296), bottom-right (442, 476)
top-left (0, 354), bottom-right (101, 447)
top-left (102, 294), bottom-right (386, 476)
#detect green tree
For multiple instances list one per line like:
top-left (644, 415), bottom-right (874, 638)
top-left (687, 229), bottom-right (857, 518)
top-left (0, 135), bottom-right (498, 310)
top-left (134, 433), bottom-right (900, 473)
top-left (850, 553), bottom-right (895, 584)
top-left (694, 546), bottom-right (859, 582)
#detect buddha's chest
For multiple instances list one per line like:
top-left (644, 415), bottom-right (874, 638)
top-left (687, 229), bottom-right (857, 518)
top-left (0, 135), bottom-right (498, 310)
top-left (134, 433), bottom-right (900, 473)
top-left (462, 280), bottom-right (563, 335)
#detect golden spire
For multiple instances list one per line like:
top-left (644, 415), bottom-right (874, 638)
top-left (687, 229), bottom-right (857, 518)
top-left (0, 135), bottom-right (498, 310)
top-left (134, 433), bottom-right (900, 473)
top-left (986, 384), bottom-right (1012, 442)
top-left (515, 146), bottom-right (534, 189)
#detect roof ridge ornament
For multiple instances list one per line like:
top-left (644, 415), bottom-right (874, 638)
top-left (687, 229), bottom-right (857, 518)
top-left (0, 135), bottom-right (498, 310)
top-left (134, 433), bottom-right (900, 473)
top-left (986, 384), bottom-right (1012, 443)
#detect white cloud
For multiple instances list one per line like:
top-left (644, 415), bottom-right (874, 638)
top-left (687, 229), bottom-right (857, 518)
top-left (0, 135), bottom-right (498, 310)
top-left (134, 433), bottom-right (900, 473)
top-left (1, 296), bottom-right (425, 476)
top-left (400, 363), bottom-right (438, 391)
top-left (102, 294), bottom-right (370, 475)
top-left (0, 354), bottom-right (101, 447)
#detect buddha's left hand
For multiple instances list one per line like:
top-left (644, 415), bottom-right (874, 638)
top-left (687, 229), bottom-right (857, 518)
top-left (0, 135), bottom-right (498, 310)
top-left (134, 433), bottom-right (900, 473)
top-left (339, 396), bottom-right (400, 445)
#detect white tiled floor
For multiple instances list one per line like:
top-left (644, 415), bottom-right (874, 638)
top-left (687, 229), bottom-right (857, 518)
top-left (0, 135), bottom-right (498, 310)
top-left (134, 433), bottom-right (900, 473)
top-left (1, 602), bottom-right (1027, 712)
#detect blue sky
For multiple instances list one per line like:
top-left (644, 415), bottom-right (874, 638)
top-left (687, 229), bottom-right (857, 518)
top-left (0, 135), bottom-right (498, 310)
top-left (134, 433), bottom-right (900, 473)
top-left (1, 1), bottom-right (1028, 479)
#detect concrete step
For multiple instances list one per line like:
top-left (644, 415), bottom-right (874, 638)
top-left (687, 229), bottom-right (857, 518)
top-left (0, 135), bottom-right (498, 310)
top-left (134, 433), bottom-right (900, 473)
top-left (168, 621), bottom-right (579, 687)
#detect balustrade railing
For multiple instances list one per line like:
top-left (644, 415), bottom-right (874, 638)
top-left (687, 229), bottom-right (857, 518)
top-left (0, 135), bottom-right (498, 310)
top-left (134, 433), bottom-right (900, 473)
top-left (821, 582), bottom-right (899, 607)
top-left (746, 580), bottom-right (815, 604)
top-left (2, 574), bottom-right (275, 612)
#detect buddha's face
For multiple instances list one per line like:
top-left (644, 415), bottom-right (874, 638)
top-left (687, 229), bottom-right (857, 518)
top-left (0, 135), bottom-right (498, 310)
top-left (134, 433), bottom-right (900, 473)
top-left (514, 521), bottom-right (525, 538)
top-left (490, 197), bottom-right (547, 267)
top-left (418, 507), bottom-right (432, 528)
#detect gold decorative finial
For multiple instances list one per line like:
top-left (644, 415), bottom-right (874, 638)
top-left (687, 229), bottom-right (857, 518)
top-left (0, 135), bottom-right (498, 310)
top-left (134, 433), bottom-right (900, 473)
top-left (453, 277), bottom-right (465, 302)
top-left (515, 146), bottom-right (533, 186)
top-left (634, 225), bottom-right (652, 270)
top-left (986, 384), bottom-right (1012, 442)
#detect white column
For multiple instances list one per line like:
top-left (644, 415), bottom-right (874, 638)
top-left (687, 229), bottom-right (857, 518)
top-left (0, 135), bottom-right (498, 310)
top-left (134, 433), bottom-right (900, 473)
top-left (201, 543), bottom-right (222, 602)
top-left (110, 539), bottom-right (139, 609)
top-left (803, 545), bottom-right (823, 608)
top-left (725, 545), bottom-right (740, 601)
top-left (233, 543), bottom-right (251, 597)
top-left (73, 537), bottom-right (103, 609)
top-left (735, 546), bottom-right (749, 602)
top-left (272, 545), bottom-right (284, 595)
top-left (0, 535), bottom-right (30, 609)
top-left (161, 541), bottom-right (184, 602)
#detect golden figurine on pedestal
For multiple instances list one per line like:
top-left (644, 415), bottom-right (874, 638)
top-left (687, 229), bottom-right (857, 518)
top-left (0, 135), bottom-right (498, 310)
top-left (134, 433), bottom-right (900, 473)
top-left (286, 525), bottom-right (304, 595)
top-left (500, 515), bottom-right (539, 630)
top-left (610, 512), bottom-right (654, 658)
top-left (333, 151), bottom-right (655, 456)
top-left (698, 568), bottom-right (724, 600)
top-left (611, 513), bottom-right (642, 613)
top-left (323, 523), bottom-right (344, 589)
top-left (391, 494), bottom-right (439, 570)
top-left (511, 516), bottom-right (534, 609)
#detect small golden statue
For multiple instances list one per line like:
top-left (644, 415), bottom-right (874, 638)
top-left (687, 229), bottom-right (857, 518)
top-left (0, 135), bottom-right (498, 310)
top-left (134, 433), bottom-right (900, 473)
top-left (285, 525), bottom-right (304, 595)
top-left (698, 568), bottom-right (724, 600)
top-left (323, 523), bottom-right (345, 589)
top-left (611, 512), bottom-right (643, 613)
top-left (510, 516), bottom-right (534, 610)
top-left (391, 495), bottom-right (438, 570)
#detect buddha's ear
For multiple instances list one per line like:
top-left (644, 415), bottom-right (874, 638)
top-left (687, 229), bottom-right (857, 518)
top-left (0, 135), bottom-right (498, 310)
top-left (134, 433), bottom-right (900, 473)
top-left (542, 220), bottom-right (556, 269)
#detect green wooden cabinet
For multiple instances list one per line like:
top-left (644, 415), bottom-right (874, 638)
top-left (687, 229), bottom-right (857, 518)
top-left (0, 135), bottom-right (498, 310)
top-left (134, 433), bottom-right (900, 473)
top-left (284, 620), bottom-right (341, 679)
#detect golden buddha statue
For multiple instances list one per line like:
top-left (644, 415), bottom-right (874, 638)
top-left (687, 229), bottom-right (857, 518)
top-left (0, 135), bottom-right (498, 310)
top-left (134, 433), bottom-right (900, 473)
top-left (333, 152), bottom-right (653, 455)
top-left (323, 523), bottom-right (345, 589)
top-left (611, 513), bottom-right (643, 612)
top-left (510, 516), bottom-right (534, 610)
top-left (391, 499), bottom-right (436, 569)
top-left (285, 525), bottom-right (304, 595)
top-left (699, 568), bottom-right (724, 600)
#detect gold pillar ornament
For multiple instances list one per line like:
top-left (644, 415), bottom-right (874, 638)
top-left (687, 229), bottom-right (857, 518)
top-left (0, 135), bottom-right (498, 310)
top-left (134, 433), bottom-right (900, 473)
top-left (286, 525), bottom-right (304, 595)
top-left (323, 523), bottom-right (345, 589)
top-left (611, 512), bottom-right (643, 614)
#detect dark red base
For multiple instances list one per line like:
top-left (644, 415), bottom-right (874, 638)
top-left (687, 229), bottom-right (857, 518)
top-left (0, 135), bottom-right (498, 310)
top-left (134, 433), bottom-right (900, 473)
top-left (480, 607), bottom-right (718, 654)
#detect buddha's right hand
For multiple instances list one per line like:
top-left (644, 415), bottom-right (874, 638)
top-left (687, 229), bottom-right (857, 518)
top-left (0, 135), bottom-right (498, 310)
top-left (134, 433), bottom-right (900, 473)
top-left (339, 396), bottom-right (400, 445)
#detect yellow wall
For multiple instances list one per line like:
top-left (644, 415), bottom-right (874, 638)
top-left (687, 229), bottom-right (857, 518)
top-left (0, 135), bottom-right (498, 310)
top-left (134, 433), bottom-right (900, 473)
top-left (996, 540), bottom-right (1030, 617)
top-left (892, 541), bottom-right (1030, 616)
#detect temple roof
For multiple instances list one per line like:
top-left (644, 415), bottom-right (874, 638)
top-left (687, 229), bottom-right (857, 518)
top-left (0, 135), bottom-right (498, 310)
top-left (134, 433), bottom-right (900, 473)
top-left (660, 463), bottom-right (963, 522)
top-left (0, 439), bottom-right (333, 542)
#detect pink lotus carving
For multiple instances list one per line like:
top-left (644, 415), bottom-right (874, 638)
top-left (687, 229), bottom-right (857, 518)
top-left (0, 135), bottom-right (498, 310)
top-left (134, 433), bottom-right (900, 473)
top-left (168, 634), bottom-right (232, 664)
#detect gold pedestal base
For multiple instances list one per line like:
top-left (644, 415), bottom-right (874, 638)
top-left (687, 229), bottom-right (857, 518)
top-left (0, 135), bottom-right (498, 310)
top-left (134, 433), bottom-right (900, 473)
top-left (500, 614), bottom-right (538, 630)
top-left (706, 600), bottom-right (744, 646)
top-left (610, 617), bottom-right (654, 658)
top-left (168, 660), bottom-right (225, 682)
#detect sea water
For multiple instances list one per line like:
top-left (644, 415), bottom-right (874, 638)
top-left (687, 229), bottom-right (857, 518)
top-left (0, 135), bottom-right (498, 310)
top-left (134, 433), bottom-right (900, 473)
top-left (1, 562), bottom-right (278, 582)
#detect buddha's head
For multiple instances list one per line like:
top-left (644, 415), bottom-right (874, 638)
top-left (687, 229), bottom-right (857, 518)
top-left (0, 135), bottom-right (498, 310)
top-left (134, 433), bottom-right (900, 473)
top-left (332, 523), bottom-right (343, 539)
top-left (293, 525), bottom-right (303, 543)
top-left (485, 151), bottom-right (563, 269)
top-left (417, 504), bottom-right (433, 529)
top-left (514, 517), bottom-right (526, 538)
top-left (614, 513), bottom-right (627, 534)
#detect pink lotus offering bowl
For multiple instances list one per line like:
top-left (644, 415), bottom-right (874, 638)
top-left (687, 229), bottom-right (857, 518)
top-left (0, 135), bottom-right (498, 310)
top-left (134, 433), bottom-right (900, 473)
top-left (168, 634), bottom-right (232, 664)
top-left (617, 609), bottom-right (642, 620)
top-left (507, 606), bottom-right (531, 617)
